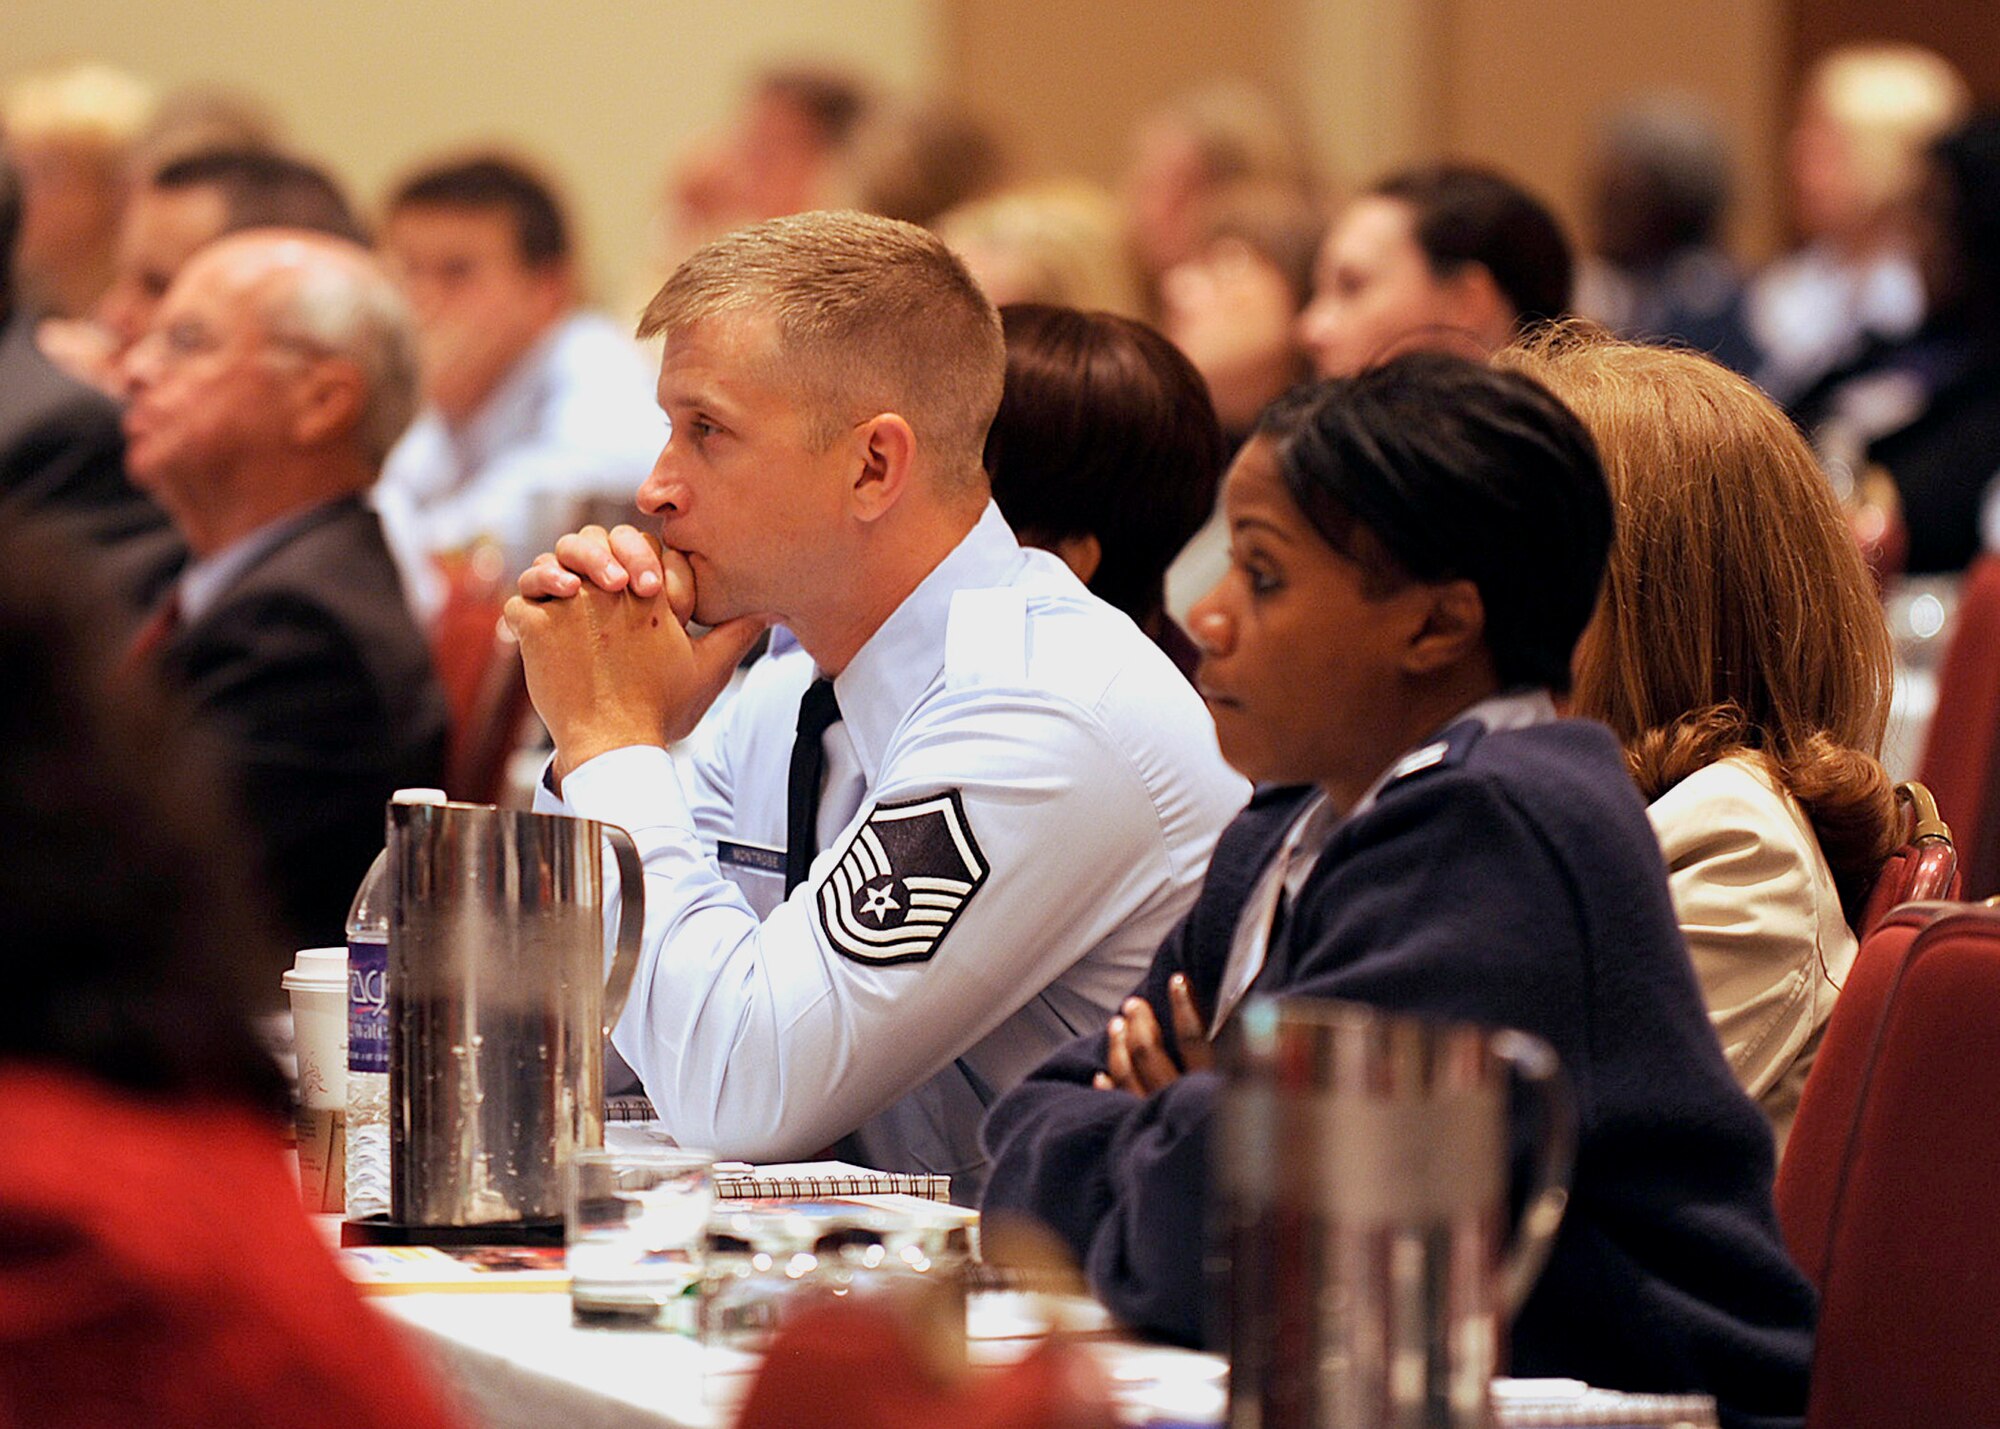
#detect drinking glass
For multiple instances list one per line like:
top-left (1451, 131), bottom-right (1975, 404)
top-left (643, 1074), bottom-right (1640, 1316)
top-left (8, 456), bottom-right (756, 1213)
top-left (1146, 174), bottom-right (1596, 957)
top-left (701, 1200), bottom-right (973, 1354)
top-left (566, 1148), bottom-right (714, 1330)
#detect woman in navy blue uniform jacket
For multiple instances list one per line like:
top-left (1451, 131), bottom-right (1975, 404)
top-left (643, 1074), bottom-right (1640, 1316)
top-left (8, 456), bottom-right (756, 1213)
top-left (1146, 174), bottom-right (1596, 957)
top-left (979, 354), bottom-right (1815, 1429)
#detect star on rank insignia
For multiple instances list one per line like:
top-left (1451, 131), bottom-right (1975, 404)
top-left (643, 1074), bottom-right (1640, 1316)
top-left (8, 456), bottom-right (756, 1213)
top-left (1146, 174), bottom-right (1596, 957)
top-left (817, 791), bottom-right (989, 966)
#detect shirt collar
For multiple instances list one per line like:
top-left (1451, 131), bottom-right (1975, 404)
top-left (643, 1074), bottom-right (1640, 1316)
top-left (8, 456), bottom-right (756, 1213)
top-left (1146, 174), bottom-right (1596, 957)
top-left (175, 502), bottom-right (338, 622)
top-left (827, 501), bottom-right (1028, 782)
top-left (1269, 686), bottom-right (1558, 900)
top-left (1345, 685), bottom-right (1557, 822)
top-left (1461, 685), bottom-right (1558, 735)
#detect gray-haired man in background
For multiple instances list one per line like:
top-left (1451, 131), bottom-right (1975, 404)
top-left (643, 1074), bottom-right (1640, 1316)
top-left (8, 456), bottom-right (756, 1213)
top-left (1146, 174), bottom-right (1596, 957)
top-left (120, 230), bottom-right (447, 953)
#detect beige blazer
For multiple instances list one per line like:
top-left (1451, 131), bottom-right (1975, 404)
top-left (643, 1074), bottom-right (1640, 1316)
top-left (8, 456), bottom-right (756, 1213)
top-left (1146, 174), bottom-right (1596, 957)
top-left (1648, 753), bottom-right (1856, 1155)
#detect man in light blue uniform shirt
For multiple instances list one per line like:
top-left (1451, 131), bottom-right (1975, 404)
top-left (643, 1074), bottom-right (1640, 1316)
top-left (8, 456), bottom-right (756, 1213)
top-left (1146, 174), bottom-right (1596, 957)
top-left (507, 212), bottom-right (1245, 1199)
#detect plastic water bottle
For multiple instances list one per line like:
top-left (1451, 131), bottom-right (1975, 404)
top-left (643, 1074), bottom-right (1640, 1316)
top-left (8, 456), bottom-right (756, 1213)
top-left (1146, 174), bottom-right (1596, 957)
top-left (345, 788), bottom-right (447, 1221)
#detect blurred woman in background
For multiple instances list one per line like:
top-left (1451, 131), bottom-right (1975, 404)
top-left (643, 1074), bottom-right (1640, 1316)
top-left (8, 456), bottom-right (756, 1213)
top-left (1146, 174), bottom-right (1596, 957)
top-left (1750, 43), bottom-right (1970, 406)
top-left (1157, 179), bottom-right (1323, 449)
top-left (936, 182), bottom-right (1145, 317)
top-left (1794, 111), bottom-right (2000, 578)
top-left (1156, 181), bottom-right (1324, 621)
top-left (1297, 162), bottom-right (1572, 380)
top-left (1120, 79), bottom-right (1314, 301)
top-left (1504, 327), bottom-right (1899, 1151)
top-left (0, 60), bottom-right (155, 319)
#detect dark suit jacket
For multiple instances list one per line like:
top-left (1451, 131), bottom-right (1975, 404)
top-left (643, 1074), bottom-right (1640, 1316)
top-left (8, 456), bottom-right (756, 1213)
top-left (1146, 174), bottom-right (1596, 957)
top-left (1869, 351), bottom-right (2000, 576)
top-left (1787, 324), bottom-right (2000, 576)
top-left (0, 307), bottom-right (175, 558)
top-left (981, 718), bottom-right (1815, 1429)
top-left (157, 497), bottom-right (447, 949)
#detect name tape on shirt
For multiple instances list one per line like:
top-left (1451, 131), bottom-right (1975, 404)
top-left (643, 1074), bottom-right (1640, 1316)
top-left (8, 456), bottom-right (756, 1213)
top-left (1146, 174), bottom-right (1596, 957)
top-left (817, 791), bottom-right (989, 966)
top-left (717, 839), bottom-right (786, 876)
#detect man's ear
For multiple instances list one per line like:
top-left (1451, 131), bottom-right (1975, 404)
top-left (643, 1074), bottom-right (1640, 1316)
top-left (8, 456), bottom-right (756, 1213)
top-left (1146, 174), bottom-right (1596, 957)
top-left (527, 257), bottom-right (576, 324)
top-left (289, 357), bottom-right (367, 450)
top-left (1438, 261), bottom-right (1517, 351)
top-left (848, 412), bottom-right (917, 523)
top-left (1402, 578), bottom-right (1487, 676)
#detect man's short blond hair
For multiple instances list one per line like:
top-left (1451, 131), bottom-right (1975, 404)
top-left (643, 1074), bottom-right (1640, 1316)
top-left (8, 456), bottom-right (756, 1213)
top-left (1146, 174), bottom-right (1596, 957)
top-left (638, 211), bottom-right (1005, 479)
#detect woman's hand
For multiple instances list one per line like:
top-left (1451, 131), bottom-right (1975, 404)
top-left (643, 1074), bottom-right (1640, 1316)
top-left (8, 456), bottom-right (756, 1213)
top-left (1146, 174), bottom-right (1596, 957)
top-left (1093, 974), bottom-right (1212, 1095)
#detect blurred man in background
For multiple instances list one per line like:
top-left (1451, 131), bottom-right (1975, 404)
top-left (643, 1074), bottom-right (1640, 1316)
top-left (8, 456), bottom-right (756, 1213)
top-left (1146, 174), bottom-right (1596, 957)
top-left (375, 153), bottom-right (662, 623)
top-left (40, 146), bottom-right (363, 396)
top-left (667, 68), bottom-right (873, 250)
top-left (1749, 43), bottom-right (1969, 405)
top-left (1575, 93), bottom-right (1756, 374)
top-left (625, 67), bottom-right (876, 327)
top-left (0, 151), bottom-right (156, 554)
top-left (0, 60), bottom-right (155, 320)
top-left (837, 93), bottom-right (1006, 228)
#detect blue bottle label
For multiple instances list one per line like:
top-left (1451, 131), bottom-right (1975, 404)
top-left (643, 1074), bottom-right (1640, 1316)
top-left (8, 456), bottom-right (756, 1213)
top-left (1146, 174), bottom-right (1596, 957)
top-left (347, 937), bottom-right (389, 1075)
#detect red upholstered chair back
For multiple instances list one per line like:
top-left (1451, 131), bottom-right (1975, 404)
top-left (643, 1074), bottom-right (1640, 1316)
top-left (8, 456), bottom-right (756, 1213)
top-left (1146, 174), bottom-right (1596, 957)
top-left (449, 626), bottom-right (534, 806)
top-left (1776, 901), bottom-right (1945, 1286)
top-left (1919, 555), bottom-right (2000, 893)
top-left (428, 548), bottom-right (534, 805)
top-left (432, 582), bottom-right (502, 734)
top-left (1856, 782), bottom-right (1960, 938)
top-left (1786, 904), bottom-right (2000, 1428)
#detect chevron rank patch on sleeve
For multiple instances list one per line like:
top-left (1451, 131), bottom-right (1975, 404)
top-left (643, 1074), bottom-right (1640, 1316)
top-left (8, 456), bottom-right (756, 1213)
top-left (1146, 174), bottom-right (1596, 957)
top-left (817, 790), bottom-right (989, 966)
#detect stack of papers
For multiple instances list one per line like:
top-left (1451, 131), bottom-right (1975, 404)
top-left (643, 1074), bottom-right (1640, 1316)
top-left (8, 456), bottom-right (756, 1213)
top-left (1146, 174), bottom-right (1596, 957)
top-left (341, 1244), bottom-right (570, 1296)
top-left (1493, 1378), bottom-right (1719, 1428)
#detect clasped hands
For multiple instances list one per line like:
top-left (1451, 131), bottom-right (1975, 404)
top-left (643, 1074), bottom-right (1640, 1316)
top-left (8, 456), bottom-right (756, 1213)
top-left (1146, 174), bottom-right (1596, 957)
top-left (1094, 973), bottom-right (1213, 1096)
top-left (502, 524), bottom-right (769, 782)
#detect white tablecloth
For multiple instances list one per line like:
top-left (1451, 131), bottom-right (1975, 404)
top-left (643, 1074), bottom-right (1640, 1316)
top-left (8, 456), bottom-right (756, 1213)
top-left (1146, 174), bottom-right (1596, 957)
top-left (381, 1293), bottom-right (740, 1429)
top-left (376, 1292), bottom-right (1227, 1429)
top-left (376, 1291), bottom-right (1719, 1429)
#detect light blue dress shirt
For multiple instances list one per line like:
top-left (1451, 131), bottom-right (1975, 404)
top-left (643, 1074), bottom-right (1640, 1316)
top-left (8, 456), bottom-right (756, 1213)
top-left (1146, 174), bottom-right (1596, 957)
top-left (539, 502), bottom-right (1248, 1199)
top-left (374, 311), bottom-right (665, 621)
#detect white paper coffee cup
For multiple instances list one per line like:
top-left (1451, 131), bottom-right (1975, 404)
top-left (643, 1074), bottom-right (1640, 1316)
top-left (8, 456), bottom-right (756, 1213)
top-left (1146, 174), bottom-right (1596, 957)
top-left (281, 947), bottom-right (348, 1212)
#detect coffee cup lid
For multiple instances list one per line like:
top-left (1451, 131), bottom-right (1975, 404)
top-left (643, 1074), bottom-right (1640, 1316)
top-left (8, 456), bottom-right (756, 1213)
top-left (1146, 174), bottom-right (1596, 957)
top-left (281, 946), bottom-right (348, 992)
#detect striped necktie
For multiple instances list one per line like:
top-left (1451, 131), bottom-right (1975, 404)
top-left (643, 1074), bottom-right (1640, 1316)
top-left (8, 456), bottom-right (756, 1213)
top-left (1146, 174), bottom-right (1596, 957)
top-left (122, 589), bottom-right (182, 670)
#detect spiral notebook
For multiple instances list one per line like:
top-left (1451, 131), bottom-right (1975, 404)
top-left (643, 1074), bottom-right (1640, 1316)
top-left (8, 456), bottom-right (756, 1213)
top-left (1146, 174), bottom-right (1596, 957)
top-left (711, 1159), bottom-right (954, 1204)
top-left (1492, 1379), bottom-right (1719, 1428)
top-left (603, 1098), bottom-right (954, 1203)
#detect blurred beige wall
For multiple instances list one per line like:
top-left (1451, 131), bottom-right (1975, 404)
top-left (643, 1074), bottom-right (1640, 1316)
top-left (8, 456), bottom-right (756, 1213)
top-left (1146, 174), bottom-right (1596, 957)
top-left (1291, 0), bottom-right (1448, 195)
top-left (947, 0), bottom-right (1789, 260)
top-left (1430, 0), bottom-right (1787, 261)
top-left (3, 0), bottom-right (1797, 306)
top-left (0, 0), bottom-right (940, 313)
top-left (945, 0), bottom-right (1293, 181)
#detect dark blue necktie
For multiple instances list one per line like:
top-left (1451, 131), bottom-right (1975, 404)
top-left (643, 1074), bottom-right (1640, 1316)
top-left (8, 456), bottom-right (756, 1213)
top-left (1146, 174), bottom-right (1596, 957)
top-left (785, 678), bottom-right (843, 894)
